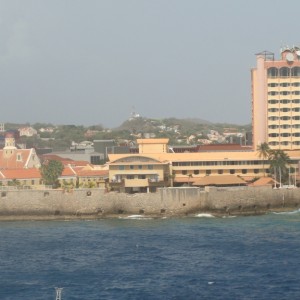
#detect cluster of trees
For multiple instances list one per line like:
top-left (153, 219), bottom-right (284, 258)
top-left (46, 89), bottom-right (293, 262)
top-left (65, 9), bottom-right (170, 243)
top-left (257, 142), bottom-right (293, 185)
top-left (40, 160), bottom-right (64, 188)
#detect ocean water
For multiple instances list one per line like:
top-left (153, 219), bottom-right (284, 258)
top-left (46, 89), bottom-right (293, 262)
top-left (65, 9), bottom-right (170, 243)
top-left (0, 211), bottom-right (300, 300)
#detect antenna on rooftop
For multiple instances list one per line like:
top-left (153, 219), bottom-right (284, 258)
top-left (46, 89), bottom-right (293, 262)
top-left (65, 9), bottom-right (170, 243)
top-left (55, 287), bottom-right (63, 300)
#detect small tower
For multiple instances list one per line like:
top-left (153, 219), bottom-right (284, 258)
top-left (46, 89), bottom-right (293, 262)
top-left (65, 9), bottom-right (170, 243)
top-left (55, 287), bottom-right (63, 300)
top-left (3, 132), bottom-right (17, 158)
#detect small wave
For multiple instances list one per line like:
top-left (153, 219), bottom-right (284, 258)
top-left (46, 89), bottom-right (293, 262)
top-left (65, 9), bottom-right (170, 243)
top-left (272, 209), bottom-right (300, 215)
top-left (119, 215), bottom-right (153, 220)
top-left (195, 213), bottom-right (215, 218)
top-left (222, 215), bottom-right (237, 218)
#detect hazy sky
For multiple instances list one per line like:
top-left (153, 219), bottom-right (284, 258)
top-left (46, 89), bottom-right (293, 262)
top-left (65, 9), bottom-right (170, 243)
top-left (1, 0), bottom-right (300, 128)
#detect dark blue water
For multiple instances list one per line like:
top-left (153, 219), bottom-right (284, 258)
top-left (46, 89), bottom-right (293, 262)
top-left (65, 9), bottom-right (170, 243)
top-left (1, 211), bottom-right (300, 300)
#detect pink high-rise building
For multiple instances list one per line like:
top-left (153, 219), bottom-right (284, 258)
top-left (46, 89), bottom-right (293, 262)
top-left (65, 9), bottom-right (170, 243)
top-left (252, 46), bottom-right (300, 150)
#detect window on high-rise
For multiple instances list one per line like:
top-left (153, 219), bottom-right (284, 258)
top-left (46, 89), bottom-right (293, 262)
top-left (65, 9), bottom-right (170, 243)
top-left (280, 99), bottom-right (290, 104)
top-left (268, 83), bottom-right (278, 87)
top-left (268, 91), bottom-right (278, 95)
top-left (268, 100), bottom-right (279, 104)
top-left (280, 82), bottom-right (290, 87)
top-left (279, 67), bottom-right (290, 77)
top-left (268, 67), bottom-right (278, 77)
top-left (280, 91), bottom-right (290, 95)
top-left (291, 67), bottom-right (300, 77)
top-left (280, 108), bottom-right (290, 112)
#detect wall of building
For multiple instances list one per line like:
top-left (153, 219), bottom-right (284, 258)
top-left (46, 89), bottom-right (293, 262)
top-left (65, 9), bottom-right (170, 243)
top-left (0, 186), bottom-right (299, 219)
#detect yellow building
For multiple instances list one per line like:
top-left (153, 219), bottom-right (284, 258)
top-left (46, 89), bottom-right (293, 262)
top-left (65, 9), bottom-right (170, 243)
top-left (252, 47), bottom-right (300, 150)
top-left (108, 139), bottom-right (300, 190)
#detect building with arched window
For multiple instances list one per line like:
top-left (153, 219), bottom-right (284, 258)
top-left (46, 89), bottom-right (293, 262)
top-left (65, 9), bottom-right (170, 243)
top-left (252, 46), bottom-right (300, 150)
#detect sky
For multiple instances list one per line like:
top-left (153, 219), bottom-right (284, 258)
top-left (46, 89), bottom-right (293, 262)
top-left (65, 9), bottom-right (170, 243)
top-left (1, 0), bottom-right (300, 128)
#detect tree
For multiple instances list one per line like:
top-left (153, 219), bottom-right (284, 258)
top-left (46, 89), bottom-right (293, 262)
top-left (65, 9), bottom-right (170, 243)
top-left (268, 150), bottom-right (290, 185)
top-left (257, 142), bottom-right (271, 177)
top-left (40, 160), bottom-right (64, 188)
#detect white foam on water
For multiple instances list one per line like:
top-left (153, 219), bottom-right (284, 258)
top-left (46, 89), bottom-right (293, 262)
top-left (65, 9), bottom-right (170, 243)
top-left (119, 215), bottom-right (153, 220)
top-left (272, 209), bottom-right (300, 215)
top-left (195, 213), bottom-right (215, 218)
top-left (208, 281), bottom-right (215, 285)
top-left (222, 215), bottom-right (237, 218)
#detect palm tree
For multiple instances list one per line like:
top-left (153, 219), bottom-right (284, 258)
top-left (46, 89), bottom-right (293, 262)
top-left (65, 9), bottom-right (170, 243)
top-left (188, 174), bottom-right (193, 187)
top-left (268, 150), bottom-right (290, 186)
top-left (257, 142), bottom-right (271, 177)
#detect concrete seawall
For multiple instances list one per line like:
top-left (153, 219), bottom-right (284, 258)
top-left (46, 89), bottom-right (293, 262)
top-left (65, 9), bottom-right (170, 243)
top-left (0, 186), bottom-right (299, 220)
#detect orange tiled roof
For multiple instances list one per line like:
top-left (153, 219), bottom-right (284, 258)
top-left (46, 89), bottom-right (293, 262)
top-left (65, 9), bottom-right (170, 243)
top-left (193, 175), bottom-right (247, 186)
top-left (61, 165), bottom-right (77, 177)
top-left (0, 168), bottom-right (41, 179)
top-left (0, 149), bottom-right (33, 169)
top-left (77, 169), bottom-right (108, 177)
top-left (250, 177), bottom-right (275, 186)
top-left (42, 154), bottom-right (71, 161)
top-left (42, 154), bottom-right (90, 167)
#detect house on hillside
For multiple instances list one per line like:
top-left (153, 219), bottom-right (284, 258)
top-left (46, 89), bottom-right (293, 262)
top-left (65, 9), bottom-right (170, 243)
top-left (18, 127), bottom-right (38, 137)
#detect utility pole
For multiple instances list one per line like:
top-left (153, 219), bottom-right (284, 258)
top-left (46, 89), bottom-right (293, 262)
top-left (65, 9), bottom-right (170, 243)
top-left (55, 287), bottom-right (63, 300)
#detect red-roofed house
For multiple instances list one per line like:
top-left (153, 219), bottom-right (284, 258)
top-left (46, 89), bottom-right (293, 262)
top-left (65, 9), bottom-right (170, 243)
top-left (0, 134), bottom-right (41, 170)
top-left (0, 168), bottom-right (42, 186)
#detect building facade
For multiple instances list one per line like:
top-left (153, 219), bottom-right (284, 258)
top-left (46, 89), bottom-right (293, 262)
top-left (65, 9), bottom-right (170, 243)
top-left (252, 46), bottom-right (300, 150)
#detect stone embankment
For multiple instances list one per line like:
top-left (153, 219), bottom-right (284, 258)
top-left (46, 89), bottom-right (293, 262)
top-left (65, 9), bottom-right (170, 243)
top-left (0, 186), bottom-right (299, 220)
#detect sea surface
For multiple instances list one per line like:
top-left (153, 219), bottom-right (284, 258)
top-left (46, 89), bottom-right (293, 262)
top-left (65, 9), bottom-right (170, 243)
top-left (1, 211), bottom-right (300, 300)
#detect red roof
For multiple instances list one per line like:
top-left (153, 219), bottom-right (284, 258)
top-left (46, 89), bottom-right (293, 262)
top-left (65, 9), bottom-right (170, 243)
top-left (0, 149), bottom-right (33, 169)
top-left (61, 165), bottom-right (77, 177)
top-left (0, 168), bottom-right (41, 179)
top-left (196, 144), bottom-right (252, 151)
top-left (77, 169), bottom-right (108, 177)
top-left (42, 154), bottom-right (90, 167)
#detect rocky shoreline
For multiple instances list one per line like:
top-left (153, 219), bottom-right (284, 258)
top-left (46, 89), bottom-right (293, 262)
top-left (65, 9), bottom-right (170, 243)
top-left (0, 205), bottom-right (297, 222)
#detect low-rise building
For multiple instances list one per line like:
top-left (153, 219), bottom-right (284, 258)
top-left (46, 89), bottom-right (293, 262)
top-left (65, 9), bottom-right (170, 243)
top-left (108, 138), bottom-right (300, 191)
